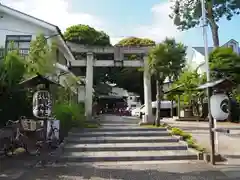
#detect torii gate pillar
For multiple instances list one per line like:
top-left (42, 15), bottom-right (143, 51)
top-left (85, 52), bottom-right (94, 121)
top-left (142, 56), bottom-right (153, 124)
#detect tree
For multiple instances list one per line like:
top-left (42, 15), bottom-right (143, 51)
top-left (0, 50), bottom-right (26, 90)
top-left (116, 37), bottom-right (155, 46)
top-left (209, 47), bottom-right (240, 121)
top-left (64, 24), bottom-right (111, 46)
top-left (170, 0), bottom-right (240, 47)
top-left (0, 50), bottom-right (30, 126)
top-left (148, 38), bottom-right (186, 126)
top-left (110, 67), bottom-right (144, 98)
top-left (172, 70), bottom-right (206, 117)
top-left (64, 24), bottom-right (113, 95)
top-left (209, 47), bottom-right (240, 82)
top-left (26, 34), bottom-right (56, 77)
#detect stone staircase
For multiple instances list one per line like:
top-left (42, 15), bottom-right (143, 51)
top-left (60, 115), bottom-right (198, 163)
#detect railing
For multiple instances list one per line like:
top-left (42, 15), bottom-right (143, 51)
top-left (0, 48), bottom-right (30, 59)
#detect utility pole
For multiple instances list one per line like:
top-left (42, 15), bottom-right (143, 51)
top-left (201, 0), bottom-right (216, 165)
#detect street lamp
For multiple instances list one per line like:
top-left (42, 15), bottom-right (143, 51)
top-left (201, 0), bottom-right (216, 165)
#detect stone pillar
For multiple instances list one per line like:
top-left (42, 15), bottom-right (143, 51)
top-left (77, 85), bottom-right (85, 103)
top-left (177, 94), bottom-right (181, 118)
top-left (142, 56), bottom-right (153, 123)
top-left (85, 52), bottom-right (94, 121)
top-left (170, 100), bottom-right (174, 117)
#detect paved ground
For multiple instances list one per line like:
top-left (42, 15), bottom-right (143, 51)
top-left (0, 154), bottom-right (40, 179)
top-left (13, 161), bottom-right (239, 180)
top-left (162, 117), bottom-right (240, 179)
top-left (161, 118), bottom-right (240, 158)
top-left (1, 115), bottom-right (240, 180)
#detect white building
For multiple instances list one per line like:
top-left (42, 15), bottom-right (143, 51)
top-left (110, 87), bottom-right (141, 108)
top-left (127, 92), bottom-right (141, 109)
top-left (186, 39), bottom-right (240, 74)
top-left (0, 3), bottom-right (86, 101)
top-left (0, 4), bottom-right (74, 64)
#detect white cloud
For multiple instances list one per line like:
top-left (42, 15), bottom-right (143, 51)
top-left (1, 0), bottom-right (184, 44)
top-left (110, 36), bottom-right (125, 45)
top-left (133, 1), bottom-right (184, 43)
top-left (1, 0), bottom-right (105, 31)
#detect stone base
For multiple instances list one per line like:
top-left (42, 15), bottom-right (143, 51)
top-left (139, 115), bottom-right (154, 126)
top-left (199, 153), bottom-right (227, 163)
top-left (139, 121), bottom-right (154, 126)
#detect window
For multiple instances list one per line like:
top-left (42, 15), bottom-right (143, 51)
top-left (5, 35), bottom-right (32, 58)
top-left (5, 35), bottom-right (32, 50)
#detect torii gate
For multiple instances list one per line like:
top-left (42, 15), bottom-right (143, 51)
top-left (67, 42), bottom-right (153, 124)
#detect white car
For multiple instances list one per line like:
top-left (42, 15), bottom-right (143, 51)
top-left (140, 101), bottom-right (177, 118)
top-left (152, 101), bottom-right (177, 109)
top-left (131, 106), bottom-right (143, 117)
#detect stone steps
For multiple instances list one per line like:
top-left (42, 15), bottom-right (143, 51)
top-left (68, 130), bottom-right (170, 137)
top-left (74, 127), bottom-right (167, 132)
top-left (65, 136), bottom-right (180, 144)
top-left (61, 115), bottom-right (198, 163)
top-left (61, 150), bottom-right (198, 162)
top-left (64, 142), bottom-right (188, 152)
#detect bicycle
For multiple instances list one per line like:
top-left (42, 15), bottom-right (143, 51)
top-left (35, 117), bottom-right (59, 151)
top-left (0, 130), bottom-right (12, 157)
top-left (3, 119), bottom-right (29, 157)
top-left (46, 118), bottom-right (59, 149)
top-left (34, 117), bottom-right (60, 166)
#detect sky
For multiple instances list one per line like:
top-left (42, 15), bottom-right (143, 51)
top-left (1, 0), bottom-right (240, 47)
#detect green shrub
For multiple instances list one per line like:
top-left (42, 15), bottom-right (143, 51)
top-left (144, 122), bottom-right (207, 152)
top-left (198, 147), bottom-right (207, 152)
top-left (181, 132), bottom-right (192, 140)
top-left (52, 102), bottom-right (85, 139)
top-left (186, 138), bottom-right (196, 148)
top-left (171, 127), bottom-right (183, 136)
